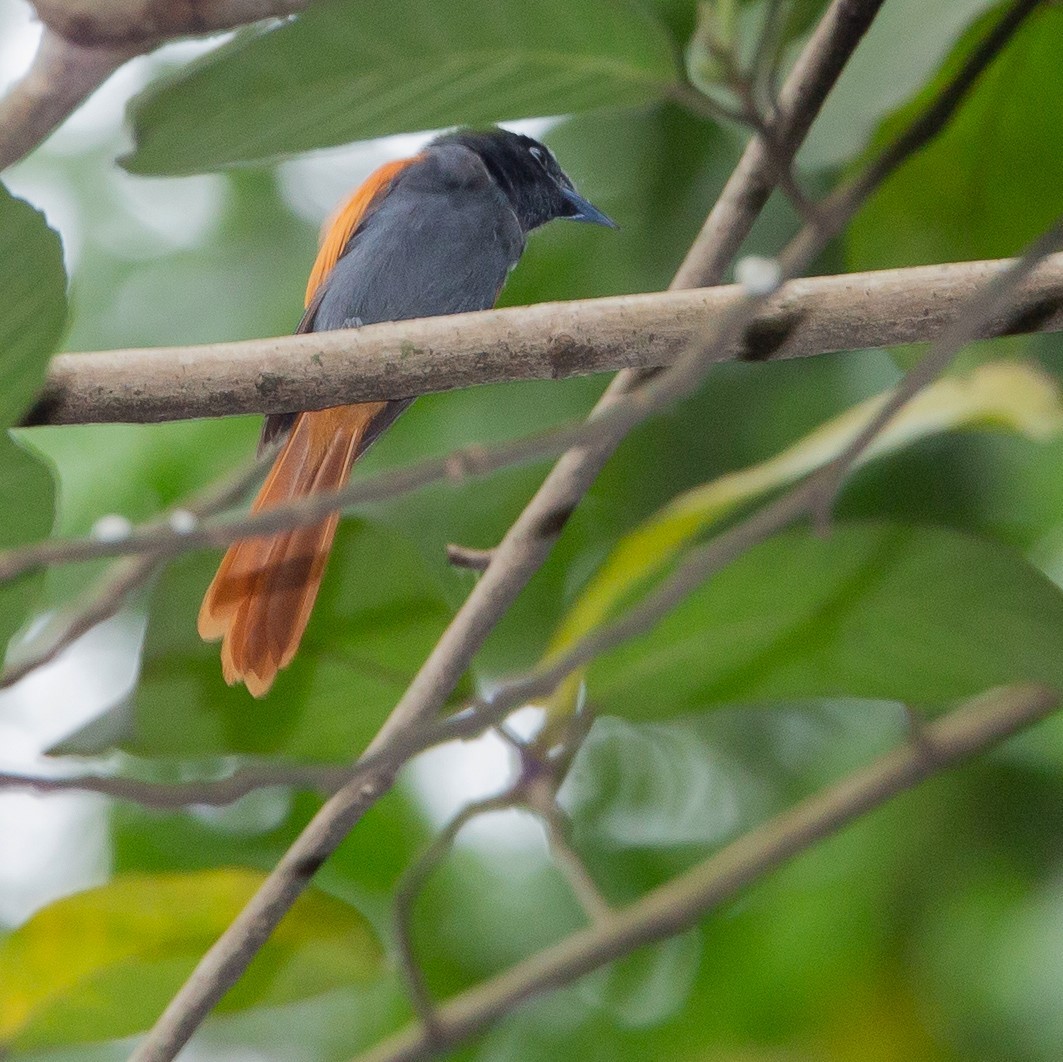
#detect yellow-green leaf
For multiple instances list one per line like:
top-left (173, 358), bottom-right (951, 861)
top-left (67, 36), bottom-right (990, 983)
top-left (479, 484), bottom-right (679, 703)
top-left (0, 869), bottom-right (382, 1051)
top-left (542, 361), bottom-right (1063, 723)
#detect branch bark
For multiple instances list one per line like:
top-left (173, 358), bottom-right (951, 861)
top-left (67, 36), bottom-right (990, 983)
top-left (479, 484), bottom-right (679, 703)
top-left (672, 0), bottom-right (887, 289)
top-left (0, 28), bottom-right (139, 170)
top-left (0, 1), bottom-right (310, 172)
top-left (32, 0), bottom-right (309, 46)
top-left (352, 684), bottom-right (1060, 1062)
top-left (27, 254), bottom-right (1063, 426)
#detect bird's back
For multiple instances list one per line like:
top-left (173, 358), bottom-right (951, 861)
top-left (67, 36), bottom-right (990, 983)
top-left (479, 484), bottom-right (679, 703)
top-left (311, 144), bottom-right (525, 331)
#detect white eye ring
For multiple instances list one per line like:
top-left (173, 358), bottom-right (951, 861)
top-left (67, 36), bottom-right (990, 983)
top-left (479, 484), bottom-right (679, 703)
top-left (529, 146), bottom-right (549, 168)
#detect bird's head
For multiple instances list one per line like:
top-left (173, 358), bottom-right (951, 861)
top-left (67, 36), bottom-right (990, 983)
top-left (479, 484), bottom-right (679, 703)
top-left (435, 126), bottom-right (616, 233)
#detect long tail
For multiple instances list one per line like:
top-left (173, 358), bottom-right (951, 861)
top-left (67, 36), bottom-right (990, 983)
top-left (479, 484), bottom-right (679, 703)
top-left (198, 403), bottom-right (385, 697)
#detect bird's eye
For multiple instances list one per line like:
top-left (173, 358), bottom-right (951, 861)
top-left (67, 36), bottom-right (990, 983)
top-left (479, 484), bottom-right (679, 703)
top-left (528, 146), bottom-right (549, 169)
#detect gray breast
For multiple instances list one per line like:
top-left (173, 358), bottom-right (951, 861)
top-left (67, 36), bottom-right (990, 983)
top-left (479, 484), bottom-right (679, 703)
top-left (311, 145), bottom-right (525, 332)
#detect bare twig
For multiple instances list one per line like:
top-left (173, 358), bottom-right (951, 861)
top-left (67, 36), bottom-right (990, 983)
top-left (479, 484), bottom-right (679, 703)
top-left (524, 779), bottom-right (613, 923)
top-left (352, 684), bottom-right (1060, 1062)
top-left (0, 762), bottom-right (354, 807)
top-left (0, 459), bottom-right (263, 688)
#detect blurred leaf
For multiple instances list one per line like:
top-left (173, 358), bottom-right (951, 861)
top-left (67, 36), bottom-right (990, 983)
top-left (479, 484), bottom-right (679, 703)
top-left (586, 521), bottom-right (1063, 718)
top-left (64, 519), bottom-right (468, 761)
top-left (0, 435), bottom-right (56, 662)
top-left (124, 0), bottom-right (678, 175)
top-left (544, 361), bottom-right (1063, 721)
top-left (0, 868), bottom-right (381, 1051)
top-left (0, 185), bottom-right (67, 426)
top-left (799, 0), bottom-right (998, 171)
top-left (847, 3), bottom-right (1063, 269)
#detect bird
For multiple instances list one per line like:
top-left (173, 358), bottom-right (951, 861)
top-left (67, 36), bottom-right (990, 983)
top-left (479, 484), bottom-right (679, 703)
top-left (197, 126), bottom-right (615, 697)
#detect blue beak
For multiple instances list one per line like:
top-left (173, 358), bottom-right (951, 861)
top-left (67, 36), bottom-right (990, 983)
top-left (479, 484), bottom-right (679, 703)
top-left (560, 186), bottom-right (618, 228)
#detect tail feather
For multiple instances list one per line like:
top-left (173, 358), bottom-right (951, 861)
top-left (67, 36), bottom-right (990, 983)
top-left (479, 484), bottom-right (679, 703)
top-left (198, 403), bottom-right (384, 697)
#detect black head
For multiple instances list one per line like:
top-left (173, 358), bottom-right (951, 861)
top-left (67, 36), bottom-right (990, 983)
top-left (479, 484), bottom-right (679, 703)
top-left (433, 127), bottom-right (616, 233)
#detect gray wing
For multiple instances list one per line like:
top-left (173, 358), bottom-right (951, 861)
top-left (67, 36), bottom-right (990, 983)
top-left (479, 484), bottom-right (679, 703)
top-left (261, 145), bottom-right (523, 454)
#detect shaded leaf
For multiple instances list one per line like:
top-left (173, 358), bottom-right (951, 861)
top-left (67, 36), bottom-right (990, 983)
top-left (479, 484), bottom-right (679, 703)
top-left (544, 362), bottom-right (1063, 720)
top-left (0, 869), bottom-right (381, 1051)
top-left (124, 0), bottom-right (678, 175)
top-left (847, 3), bottom-right (1063, 269)
top-left (588, 522), bottom-right (1063, 718)
top-left (0, 185), bottom-right (67, 426)
top-left (0, 434), bottom-right (56, 663)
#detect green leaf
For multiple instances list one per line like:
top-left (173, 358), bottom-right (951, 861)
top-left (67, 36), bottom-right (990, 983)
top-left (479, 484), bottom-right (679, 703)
top-left (0, 868), bottom-right (382, 1051)
top-left (65, 519), bottom-right (467, 761)
top-left (0, 184), bottom-right (67, 425)
top-left (586, 522), bottom-right (1063, 719)
top-left (0, 435), bottom-right (56, 662)
top-left (544, 362), bottom-right (1063, 721)
top-left (124, 0), bottom-right (678, 175)
top-left (847, 3), bottom-right (1063, 269)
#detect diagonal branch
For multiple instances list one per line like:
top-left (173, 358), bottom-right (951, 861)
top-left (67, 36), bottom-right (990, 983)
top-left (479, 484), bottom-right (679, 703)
top-left (0, 28), bottom-right (139, 171)
top-left (351, 684), bottom-right (1060, 1062)
top-left (0, 1), bottom-right (311, 173)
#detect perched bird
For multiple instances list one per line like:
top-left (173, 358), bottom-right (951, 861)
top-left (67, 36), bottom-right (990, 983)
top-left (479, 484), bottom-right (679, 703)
top-left (198, 126), bottom-right (615, 696)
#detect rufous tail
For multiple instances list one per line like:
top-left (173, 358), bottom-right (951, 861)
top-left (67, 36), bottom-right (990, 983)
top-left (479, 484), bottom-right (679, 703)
top-left (198, 403), bottom-right (385, 696)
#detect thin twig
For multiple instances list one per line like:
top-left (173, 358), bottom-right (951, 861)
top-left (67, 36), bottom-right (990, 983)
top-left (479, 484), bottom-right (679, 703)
top-left (0, 459), bottom-right (264, 688)
top-left (351, 684), bottom-right (1060, 1062)
top-left (524, 780), bottom-right (613, 923)
top-left (392, 793), bottom-right (517, 1041)
top-left (0, 762), bottom-right (353, 807)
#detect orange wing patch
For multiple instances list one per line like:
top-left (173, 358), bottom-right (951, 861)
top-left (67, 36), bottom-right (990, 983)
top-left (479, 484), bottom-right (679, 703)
top-left (304, 155), bottom-right (421, 307)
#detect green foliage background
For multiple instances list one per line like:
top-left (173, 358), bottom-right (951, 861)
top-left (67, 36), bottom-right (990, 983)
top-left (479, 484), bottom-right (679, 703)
top-left (2, 0), bottom-right (1063, 1059)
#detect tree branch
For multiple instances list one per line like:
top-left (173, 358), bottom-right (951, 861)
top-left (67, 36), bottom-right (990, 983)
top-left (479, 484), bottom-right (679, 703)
top-left (351, 683), bottom-right (1060, 1062)
top-left (0, 1), bottom-right (310, 172)
top-left (672, 0), bottom-right (887, 290)
top-left (25, 254), bottom-right (1063, 426)
top-left (0, 762), bottom-right (352, 807)
top-left (32, 0), bottom-right (309, 47)
top-left (0, 28), bottom-right (139, 171)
